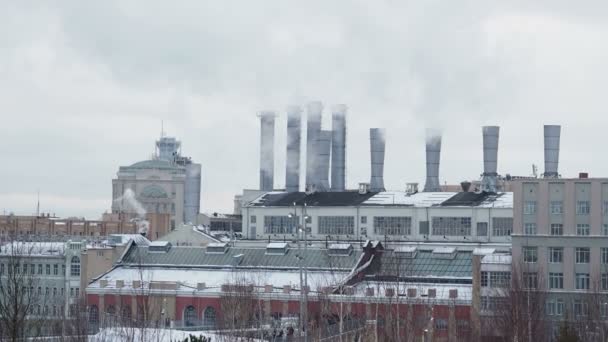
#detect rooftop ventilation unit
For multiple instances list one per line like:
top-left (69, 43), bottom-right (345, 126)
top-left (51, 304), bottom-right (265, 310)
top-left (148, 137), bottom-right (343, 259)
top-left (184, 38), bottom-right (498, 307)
top-left (285, 106), bottom-right (302, 192)
top-left (206, 242), bottom-right (228, 254)
top-left (370, 128), bottom-right (386, 192)
top-left (423, 129), bottom-right (442, 192)
top-left (358, 183), bottom-right (371, 194)
top-left (331, 105), bottom-right (347, 191)
top-left (328, 243), bottom-right (353, 256)
top-left (543, 125), bottom-right (561, 178)
top-left (481, 126), bottom-right (500, 193)
top-left (394, 246), bottom-right (417, 258)
top-left (259, 111), bottom-right (276, 191)
top-left (432, 247), bottom-right (456, 260)
top-left (266, 242), bottom-right (289, 255)
top-left (406, 183), bottom-right (419, 195)
top-left (148, 241), bottom-right (172, 253)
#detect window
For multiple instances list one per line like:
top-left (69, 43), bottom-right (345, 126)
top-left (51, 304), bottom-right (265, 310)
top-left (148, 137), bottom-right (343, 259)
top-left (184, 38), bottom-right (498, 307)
top-left (549, 247), bottom-right (563, 263)
top-left (603, 201), bottom-right (608, 215)
top-left (37, 287), bottom-right (41, 295)
top-left (492, 218), bottom-right (513, 236)
top-left (318, 216), bottom-right (355, 235)
top-left (203, 307), bottom-right (216, 328)
top-left (524, 272), bottom-right (538, 289)
top-left (477, 222), bottom-right (488, 236)
top-left (30, 264), bottom-right (34, 275)
top-left (46, 264), bottom-right (50, 275)
top-left (250, 215), bottom-right (256, 224)
top-left (549, 273), bottom-right (564, 289)
top-left (523, 247), bottom-right (538, 263)
top-left (602, 303), bottom-right (608, 318)
top-left (419, 221), bottom-right (429, 235)
top-left (602, 274), bottom-right (608, 290)
top-left (577, 201), bottom-right (590, 215)
top-left (604, 224), bottom-right (608, 236)
top-left (524, 201), bottom-right (537, 214)
top-left (53, 288), bottom-right (57, 296)
top-left (89, 306), bottom-right (99, 328)
top-left (61, 288), bottom-right (64, 296)
top-left (70, 288), bottom-right (74, 297)
top-left (62, 264), bottom-right (65, 275)
top-left (480, 271), bottom-right (488, 287)
top-left (550, 201), bottom-right (563, 214)
top-left (75, 288), bottom-right (79, 297)
top-left (184, 306), bottom-right (197, 326)
top-left (0, 264), bottom-right (3, 275)
top-left (70, 256), bottom-right (80, 276)
top-left (576, 248), bottom-right (590, 264)
top-left (546, 299), bottom-right (565, 316)
top-left (431, 217), bottom-right (471, 236)
top-left (38, 264), bottom-right (42, 274)
top-left (576, 224), bottom-right (590, 236)
top-left (263, 216), bottom-right (297, 234)
top-left (435, 318), bottom-right (448, 331)
top-left (373, 216), bottom-right (412, 235)
top-left (524, 223), bottom-right (537, 235)
top-left (550, 223), bottom-right (563, 236)
top-left (603, 248), bottom-right (608, 264)
top-left (53, 264), bottom-right (58, 275)
top-left (489, 272), bottom-right (511, 287)
top-left (360, 216), bottom-right (367, 224)
top-left (574, 300), bottom-right (588, 317)
top-left (575, 273), bottom-right (590, 290)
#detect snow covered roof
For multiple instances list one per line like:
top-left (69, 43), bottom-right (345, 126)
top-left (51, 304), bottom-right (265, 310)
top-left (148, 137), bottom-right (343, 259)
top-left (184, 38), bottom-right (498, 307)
top-left (0, 242), bottom-right (66, 257)
top-left (481, 254), bottom-right (512, 265)
top-left (363, 191), bottom-right (456, 206)
top-left (108, 234), bottom-right (150, 246)
top-left (266, 242), bottom-right (289, 249)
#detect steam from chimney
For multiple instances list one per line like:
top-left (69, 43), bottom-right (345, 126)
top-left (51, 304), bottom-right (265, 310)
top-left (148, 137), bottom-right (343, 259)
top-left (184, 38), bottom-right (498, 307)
top-left (317, 130), bottom-right (332, 191)
top-left (259, 111), bottom-right (276, 191)
top-left (370, 128), bottom-right (386, 192)
top-left (481, 126), bottom-right (500, 193)
top-left (543, 125), bottom-right (561, 178)
top-left (423, 129), bottom-right (442, 192)
top-left (115, 189), bottom-right (146, 218)
top-left (331, 105), bottom-right (347, 191)
top-left (306, 101), bottom-right (323, 190)
top-left (285, 106), bottom-right (302, 192)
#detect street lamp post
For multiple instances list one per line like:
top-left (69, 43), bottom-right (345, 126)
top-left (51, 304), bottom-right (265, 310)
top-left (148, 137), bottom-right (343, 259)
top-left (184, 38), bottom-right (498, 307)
top-left (288, 203), bottom-right (305, 339)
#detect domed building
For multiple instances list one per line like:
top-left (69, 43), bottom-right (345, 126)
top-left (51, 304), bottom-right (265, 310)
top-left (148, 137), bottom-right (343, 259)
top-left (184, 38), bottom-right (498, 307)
top-left (111, 135), bottom-right (202, 229)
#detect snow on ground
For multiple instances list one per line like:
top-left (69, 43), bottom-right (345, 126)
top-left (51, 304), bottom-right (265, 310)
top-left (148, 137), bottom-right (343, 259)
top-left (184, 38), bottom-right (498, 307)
top-left (90, 328), bottom-right (262, 342)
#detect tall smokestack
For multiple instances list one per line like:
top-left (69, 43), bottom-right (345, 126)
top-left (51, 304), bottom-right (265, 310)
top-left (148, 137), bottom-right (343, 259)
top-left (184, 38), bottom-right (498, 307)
top-left (259, 111), bottom-right (276, 191)
top-left (543, 125), bottom-right (561, 178)
top-left (306, 101), bottom-right (323, 190)
top-left (331, 105), bottom-right (347, 191)
top-left (481, 126), bottom-right (499, 193)
top-left (285, 106), bottom-right (302, 192)
top-left (370, 128), bottom-right (386, 192)
top-left (317, 130), bottom-right (332, 191)
top-left (423, 129), bottom-right (442, 192)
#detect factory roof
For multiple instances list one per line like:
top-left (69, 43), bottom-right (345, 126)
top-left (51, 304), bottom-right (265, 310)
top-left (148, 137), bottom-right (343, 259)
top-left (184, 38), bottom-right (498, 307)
top-left (248, 191), bottom-right (512, 208)
top-left (365, 248), bottom-right (473, 282)
top-left (120, 244), bottom-right (362, 271)
top-left (157, 225), bottom-right (220, 246)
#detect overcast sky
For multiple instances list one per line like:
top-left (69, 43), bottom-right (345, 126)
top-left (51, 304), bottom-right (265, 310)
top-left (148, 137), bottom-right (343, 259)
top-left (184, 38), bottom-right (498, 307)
top-left (2, 1), bottom-right (608, 219)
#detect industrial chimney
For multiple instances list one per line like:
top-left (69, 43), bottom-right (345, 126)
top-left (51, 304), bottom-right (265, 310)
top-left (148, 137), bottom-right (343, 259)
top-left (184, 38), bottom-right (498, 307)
top-left (306, 102), bottom-right (323, 190)
top-left (259, 111), bottom-right (276, 191)
top-left (331, 105), bottom-right (347, 191)
top-left (481, 126), bottom-right (499, 193)
top-left (543, 125), bottom-right (561, 178)
top-left (285, 106), bottom-right (302, 192)
top-left (317, 130), bottom-right (332, 191)
top-left (370, 128), bottom-right (386, 192)
top-left (423, 129), bottom-right (442, 192)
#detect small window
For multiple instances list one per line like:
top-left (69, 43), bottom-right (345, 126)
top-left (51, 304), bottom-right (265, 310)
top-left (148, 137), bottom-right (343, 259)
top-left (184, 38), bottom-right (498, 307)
top-left (550, 224), bottom-right (563, 236)
top-left (575, 273), bottom-right (590, 290)
top-left (53, 264), bottom-right (58, 275)
top-left (524, 223), bottom-right (537, 235)
top-left (523, 247), bottom-right (538, 263)
top-left (549, 273), bottom-right (564, 289)
top-left (46, 264), bottom-right (50, 275)
top-left (524, 272), bottom-right (538, 289)
top-left (250, 215), bottom-right (256, 224)
top-left (550, 201), bottom-right (563, 214)
top-left (38, 264), bottom-right (42, 275)
top-left (576, 248), bottom-right (590, 264)
top-left (602, 248), bottom-right (608, 264)
top-left (576, 224), bottom-right (590, 236)
top-left (361, 216), bottom-right (367, 224)
top-left (577, 201), bottom-right (590, 215)
top-left (549, 247), bottom-right (563, 263)
top-left (524, 201), bottom-right (537, 215)
top-left (476, 222), bottom-right (488, 236)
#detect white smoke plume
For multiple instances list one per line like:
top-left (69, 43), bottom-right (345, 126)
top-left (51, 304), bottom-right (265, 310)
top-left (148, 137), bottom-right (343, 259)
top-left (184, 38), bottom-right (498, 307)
top-left (115, 188), bottom-right (146, 218)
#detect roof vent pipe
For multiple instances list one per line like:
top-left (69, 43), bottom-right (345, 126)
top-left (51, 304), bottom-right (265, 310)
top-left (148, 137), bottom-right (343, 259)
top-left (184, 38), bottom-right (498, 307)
top-left (317, 130), bottom-right (332, 191)
top-left (543, 125), bottom-right (561, 178)
top-left (305, 102), bottom-right (323, 190)
top-left (481, 126), bottom-right (499, 193)
top-left (423, 129), bottom-right (442, 192)
top-left (285, 106), bottom-right (302, 192)
top-left (370, 128), bottom-right (386, 192)
top-left (330, 105), bottom-right (347, 191)
top-left (258, 111), bottom-right (276, 191)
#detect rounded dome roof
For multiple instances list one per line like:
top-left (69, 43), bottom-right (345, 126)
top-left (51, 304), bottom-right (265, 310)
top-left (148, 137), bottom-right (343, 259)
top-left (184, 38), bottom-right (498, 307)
top-left (140, 185), bottom-right (169, 199)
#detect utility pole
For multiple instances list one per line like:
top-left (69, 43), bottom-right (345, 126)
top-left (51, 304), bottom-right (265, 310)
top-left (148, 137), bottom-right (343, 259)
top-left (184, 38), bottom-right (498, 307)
top-left (303, 202), bottom-right (309, 341)
top-left (289, 203), bottom-right (305, 339)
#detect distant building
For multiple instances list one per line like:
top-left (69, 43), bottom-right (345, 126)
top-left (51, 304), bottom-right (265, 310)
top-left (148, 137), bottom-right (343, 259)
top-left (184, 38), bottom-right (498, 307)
top-left (111, 135), bottom-right (202, 229)
top-left (157, 223), bottom-right (221, 246)
top-left (198, 212), bottom-right (242, 233)
top-left (242, 189), bottom-right (513, 244)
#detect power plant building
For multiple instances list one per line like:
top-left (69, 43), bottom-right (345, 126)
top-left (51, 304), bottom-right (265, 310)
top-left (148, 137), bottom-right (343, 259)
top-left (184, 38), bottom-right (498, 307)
top-left (112, 135), bottom-right (202, 229)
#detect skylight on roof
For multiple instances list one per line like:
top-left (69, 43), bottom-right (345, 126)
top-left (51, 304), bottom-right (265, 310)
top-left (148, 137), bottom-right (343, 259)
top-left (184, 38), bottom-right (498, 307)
top-left (328, 243), bottom-right (353, 256)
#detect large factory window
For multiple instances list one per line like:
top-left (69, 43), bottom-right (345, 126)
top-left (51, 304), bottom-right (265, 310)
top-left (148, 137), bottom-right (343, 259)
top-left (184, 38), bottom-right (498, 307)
top-left (476, 222), bottom-right (488, 236)
top-left (373, 216), bottom-right (411, 235)
top-left (431, 217), bottom-right (471, 236)
top-left (318, 216), bottom-right (354, 235)
top-left (263, 216), bottom-right (297, 234)
top-left (492, 217), bottom-right (513, 236)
